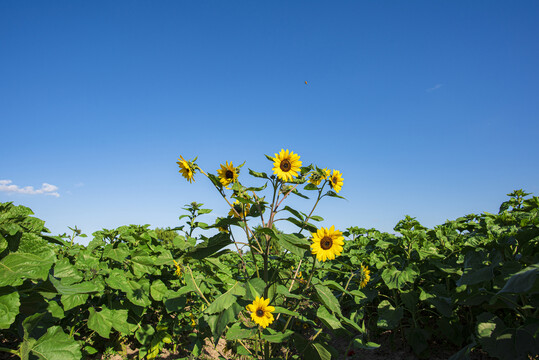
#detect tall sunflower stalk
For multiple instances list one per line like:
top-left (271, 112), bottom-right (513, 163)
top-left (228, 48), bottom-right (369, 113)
top-left (176, 150), bottom-right (346, 359)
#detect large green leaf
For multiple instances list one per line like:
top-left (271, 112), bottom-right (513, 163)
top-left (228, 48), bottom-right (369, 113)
top-left (0, 253), bottom-right (55, 287)
top-left (381, 265), bottom-right (418, 290)
top-left (28, 326), bottom-right (81, 360)
top-left (88, 307), bottom-right (114, 338)
top-left (498, 264), bottom-right (539, 294)
top-left (316, 305), bottom-right (343, 331)
top-left (150, 279), bottom-right (168, 301)
top-left (276, 233), bottom-right (310, 257)
top-left (205, 292), bottom-right (237, 314)
top-left (103, 243), bottom-right (130, 262)
top-left (305, 341), bottom-right (333, 360)
top-left (49, 276), bottom-right (103, 296)
top-left (206, 302), bottom-right (242, 343)
top-left (126, 279), bottom-right (151, 307)
top-left (377, 300), bottom-right (403, 329)
top-left (0, 290), bottom-right (19, 329)
top-left (88, 306), bottom-right (132, 338)
top-left (188, 233), bottom-right (233, 259)
top-left (105, 268), bottom-right (132, 293)
top-left (226, 322), bottom-right (257, 340)
top-left (245, 278), bottom-right (266, 301)
top-left (54, 258), bottom-right (83, 285)
top-left (261, 328), bottom-right (294, 343)
top-left (314, 284), bottom-right (342, 316)
top-left (61, 293), bottom-right (89, 311)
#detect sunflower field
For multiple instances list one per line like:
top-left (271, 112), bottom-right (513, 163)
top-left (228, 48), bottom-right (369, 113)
top-left (0, 150), bottom-right (538, 360)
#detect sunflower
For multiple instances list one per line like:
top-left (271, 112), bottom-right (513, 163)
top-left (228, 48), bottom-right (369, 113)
top-left (176, 155), bottom-right (196, 183)
top-left (228, 200), bottom-right (250, 219)
top-left (310, 225), bottom-right (345, 262)
top-left (272, 149), bottom-right (302, 182)
top-left (173, 259), bottom-right (182, 277)
top-left (217, 161), bottom-right (239, 187)
top-left (329, 170), bottom-right (343, 193)
top-left (308, 168), bottom-right (330, 186)
top-left (359, 265), bottom-right (371, 289)
top-left (246, 296), bottom-right (275, 328)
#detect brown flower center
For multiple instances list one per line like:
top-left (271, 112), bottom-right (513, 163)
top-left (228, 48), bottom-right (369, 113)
top-left (225, 170), bottom-right (234, 179)
top-left (332, 176), bottom-right (337, 184)
top-left (256, 309), bottom-right (264, 317)
top-left (280, 159), bottom-right (291, 172)
top-left (320, 236), bottom-right (333, 250)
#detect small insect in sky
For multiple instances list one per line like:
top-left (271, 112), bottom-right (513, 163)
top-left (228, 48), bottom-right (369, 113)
top-left (305, 81), bottom-right (308, 85)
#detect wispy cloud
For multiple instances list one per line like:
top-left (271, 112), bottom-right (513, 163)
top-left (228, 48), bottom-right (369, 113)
top-left (426, 83), bottom-right (443, 92)
top-left (0, 180), bottom-right (60, 197)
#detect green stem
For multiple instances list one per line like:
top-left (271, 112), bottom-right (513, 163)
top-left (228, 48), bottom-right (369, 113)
top-left (0, 347), bottom-right (18, 356)
top-left (281, 258), bottom-right (318, 333)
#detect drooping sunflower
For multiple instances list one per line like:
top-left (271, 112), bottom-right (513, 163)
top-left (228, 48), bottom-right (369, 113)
top-left (176, 155), bottom-right (196, 183)
top-left (228, 200), bottom-right (250, 219)
top-left (173, 259), bottom-right (182, 277)
top-left (310, 225), bottom-right (345, 262)
top-left (272, 149), bottom-right (302, 182)
top-left (246, 296), bottom-right (275, 328)
top-left (359, 264), bottom-right (371, 289)
top-left (329, 170), bottom-right (344, 193)
top-left (217, 161), bottom-right (239, 187)
top-left (308, 168), bottom-right (330, 186)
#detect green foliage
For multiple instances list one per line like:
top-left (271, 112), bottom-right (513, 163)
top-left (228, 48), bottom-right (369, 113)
top-left (1, 176), bottom-right (538, 360)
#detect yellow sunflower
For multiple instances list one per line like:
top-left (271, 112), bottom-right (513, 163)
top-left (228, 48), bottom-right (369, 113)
top-left (310, 225), bottom-right (345, 262)
top-left (308, 168), bottom-right (330, 186)
top-left (272, 149), bottom-right (302, 182)
top-left (246, 296), bottom-right (275, 328)
top-left (359, 265), bottom-right (371, 289)
top-left (329, 170), bottom-right (343, 193)
top-left (228, 200), bottom-right (250, 219)
top-left (173, 259), bottom-right (182, 277)
top-left (176, 155), bottom-right (196, 183)
top-left (217, 161), bottom-right (238, 187)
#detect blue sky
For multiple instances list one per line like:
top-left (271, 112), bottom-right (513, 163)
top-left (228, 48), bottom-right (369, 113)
top-left (1, 1), bottom-right (538, 244)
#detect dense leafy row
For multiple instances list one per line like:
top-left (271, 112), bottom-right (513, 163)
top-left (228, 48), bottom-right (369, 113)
top-left (0, 190), bottom-right (538, 359)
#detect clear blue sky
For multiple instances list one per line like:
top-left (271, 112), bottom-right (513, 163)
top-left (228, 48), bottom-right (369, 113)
top-left (1, 1), bottom-right (538, 243)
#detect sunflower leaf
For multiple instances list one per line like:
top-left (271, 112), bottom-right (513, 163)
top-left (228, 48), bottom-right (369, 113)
top-left (325, 191), bottom-right (345, 199)
top-left (291, 189), bottom-right (309, 199)
top-left (283, 206), bottom-right (304, 220)
top-left (304, 183), bottom-right (319, 191)
top-left (248, 169), bottom-right (269, 179)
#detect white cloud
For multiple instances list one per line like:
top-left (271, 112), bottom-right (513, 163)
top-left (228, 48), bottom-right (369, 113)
top-left (0, 180), bottom-right (60, 197)
top-left (426, 83), bottom-right (443, 92)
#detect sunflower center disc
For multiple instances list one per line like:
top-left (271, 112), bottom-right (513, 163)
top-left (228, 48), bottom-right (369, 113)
top-left (225, 170), bottom-right (234, 179)
top-left (256, 309), bottom-right (264, 317)
top-left (321, 236), bottom-right (333, 250)
top-left (280, 159), bottom-right (291, 171)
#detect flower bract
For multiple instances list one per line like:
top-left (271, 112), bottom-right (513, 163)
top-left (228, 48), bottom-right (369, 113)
top-left (329, 170), bottom-right (343, 193)
top-left (228, 200), bottom-right (250, 219)
top-left (246, 296), bottom-right (275, 328)
top-left (359, 264), bottom-right (371, 289)
top-left (272, 149), bottom-right (302, 182)
top-left (308, 168), bottom-right (330, 186)
top-left (176, 155), bottom-right (196, 183)
top-left (310, 225), bottom-right (345, 262)
top-left (217, 161), bottom-right (239, 187)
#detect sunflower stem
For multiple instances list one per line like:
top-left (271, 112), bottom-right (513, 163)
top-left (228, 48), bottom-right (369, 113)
top-left (298, 185), bottom-right (325, 235)
top-left (281, 257), bottom-right (318, 333)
